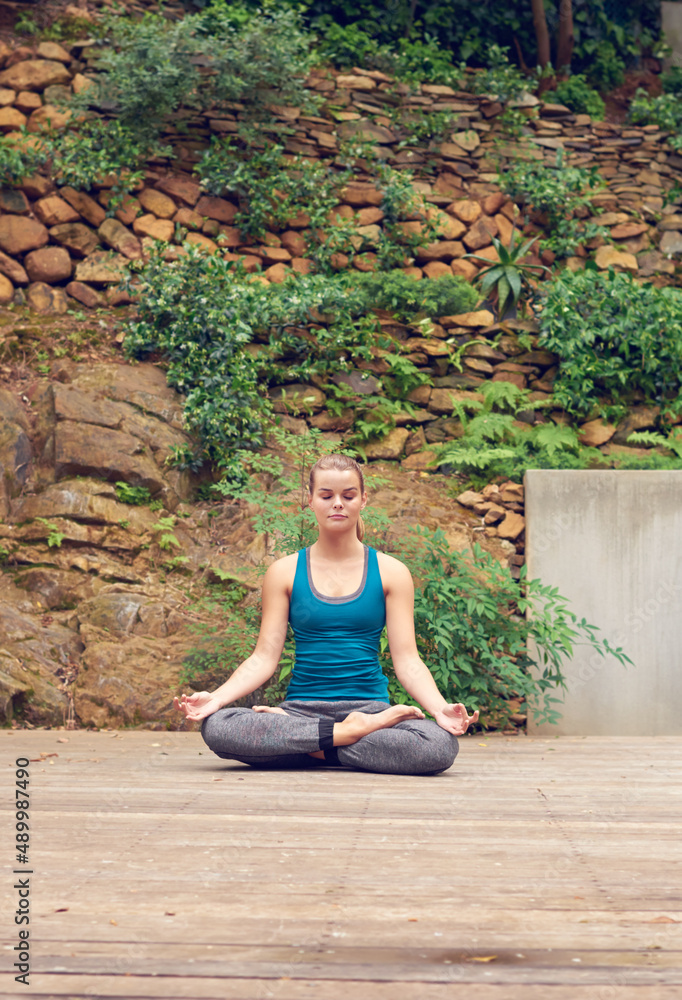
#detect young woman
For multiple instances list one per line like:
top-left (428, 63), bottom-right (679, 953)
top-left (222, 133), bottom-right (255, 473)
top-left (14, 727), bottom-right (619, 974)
top-left (174, 454), bottom-right (479, 775)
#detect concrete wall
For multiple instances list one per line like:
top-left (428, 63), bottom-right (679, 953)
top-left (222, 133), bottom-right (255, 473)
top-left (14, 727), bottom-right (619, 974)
top-left (525, 471), bottom-right (682, 736)
top-left (662, 1), bottom-right (682, 69)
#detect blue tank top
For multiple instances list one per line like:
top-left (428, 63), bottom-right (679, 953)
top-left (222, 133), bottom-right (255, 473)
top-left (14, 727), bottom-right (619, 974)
top-left (284, 545), bottom-right (389, 702)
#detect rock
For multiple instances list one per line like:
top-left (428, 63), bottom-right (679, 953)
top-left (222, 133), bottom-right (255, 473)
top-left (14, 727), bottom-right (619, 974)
top-left (0, 188), bottom-right (30, 214)
top-left (401, 449), bottom-right (438, 471)
top-left (332, 370), bottom-right (380, 395)
top-left (0, 106), bottom-right (27, 132)
top-left (363, 427), bottom-right (410, 460)
top-left (309, 408), bottom-right (354, 432)
top-left (74, 252), bottom-right (129, 285)
top-left (337, 120), bottom-right (396, 143)
top-left (156, 175), bottom-right (201, 206)
top-left (36, 41), bottom-right (71, 63)
top-left (0, 272), bottom-right (13, 303)
top-left (441, 309), bottom-right (495, 328)
top-left (26, 282), bottom-right (68, 314)
top-left (0, 410), bottom-right (31, 492)
top-left (0, 60), bottom-right (71, 92)
top-left (54, 421), bottom-right (173, 497)
top-left (416, 240), bottom-right (465, 262)
top-left (425, 208), bottom-right (467, 241)
top-left (194, 195), bottom-right (238, 223)
top-left (98, 217), bottom-right (142, 260)
top-left (456, 489), bottom-right (484, 508)
top-left (24, 247), bottom-right (72, 284)
top-left (450, 129), bottom-right (480, 151)
top-left (610, 222), bottom-right (648, 239)
top-left (423, 260), bottom-right (453, 279)
top-left (137, 187), bottom-right (176, 219)
top-left (65, 280), bottom-right (103, 308)
top-left (659, 230), bottom-right (682, 255)
top-left (33, 195), bottom-right (80, 227)
top-left (428, 387), bottom-right (481, 415)
top-left (451, 258), bottom-right (479, 281)
top-left (0, 87), bottom-right (14, 106)
top-left (637, 251), bottom-right (675, 277)
top-left (497, 511), bottom-right (525, 540)
top-left (27, 104), bottom-right (71, 132)
top-left (49, 222), bottom-right (100, 258)
top-left (182, 232), bottom-right (216, 253)
top-left (0, 215), bottom-right (49, 255)
top-left (173, 207), bottom-right (204, 231)
top-left (60, 187), bottom-right (106, 227)
top-left (75, 633), bottom-right (184, 728)
top-left (72, 362), bottom-right (186, 430)
top-left (449, 199), bottom-right (482, 224)
top-left (336, 74), bottom-right (377, 90)
top-left (594, 245), bottom-right (638, 272)
top-left (498, 482), bottom-right (524, 502)
top-left (340, 183), bottom-right (383, 207)
top-left (463, 216), bottom-right (498, 251)
top-left (578, 419), bottom-right (616, 447)
top-left (612, 405), bottom-right (660, 445)
top-left (132, 214), bottom-right (174, 242)
top-left (271, 383), bottom-right (326, 414)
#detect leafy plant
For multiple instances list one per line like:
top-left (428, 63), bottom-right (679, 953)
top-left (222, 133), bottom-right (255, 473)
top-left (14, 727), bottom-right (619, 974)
top-left (152, 516), bottom-right (182, 551)
top-left (552, 74), bottom-right (605, 119)
top-left (0, 132), bottom-right (49, 188)
top-left (499, 150), bottom-right (606, 257)
top-left (468, 45), bottom-right (531, 102)
top-left (629, 89), bottom-right (682, 151)
top-left (195, 134), bottom-right (347, 241)
top-left (384, 527), bottom-right (631, 727)
top-left (354, 269), bottom-right (477, 321)
top-left (35, 518), bottom-right (66, 549)
top-left (115, 482), bottom-right (154, 506)
top-left (538, 268), bottom-right (682, 418)
top-left (464, 230), bottom-right (549, 317)
top-left (431, 380), bottom-right (606, 485)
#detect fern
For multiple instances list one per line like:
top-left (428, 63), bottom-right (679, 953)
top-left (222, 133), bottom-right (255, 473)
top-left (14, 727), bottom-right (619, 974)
top-left (530, 423), bottom-right (581, 458)
top-left (628, 430), bottom-right (682, 459)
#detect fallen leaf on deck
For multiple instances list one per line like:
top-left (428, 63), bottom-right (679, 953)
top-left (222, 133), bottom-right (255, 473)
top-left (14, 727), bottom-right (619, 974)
top-left (470, 955), bottom-right (497, 962)
top-left (647, 916), bottom-right (679, 923)
top-left (110, 919), bottom-right (118, 925)
top-left (57, 738), bottom-right (69, 743)
top-left (55, 908), bottom-right (69, 912)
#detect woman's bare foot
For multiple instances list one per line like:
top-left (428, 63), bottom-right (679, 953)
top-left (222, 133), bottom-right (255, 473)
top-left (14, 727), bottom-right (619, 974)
top-left (334, 705), bottom-right (425, 746)
top-left (252, 706), bottom-right (288, 714)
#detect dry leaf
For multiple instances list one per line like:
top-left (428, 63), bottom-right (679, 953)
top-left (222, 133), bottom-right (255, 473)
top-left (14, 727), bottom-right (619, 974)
top-left (647, 916), bottom-right (679, 923)
top-left (408, 918), bottom-right (418, 922)
top-left (55, 907), bottom-right (69, 912)
top-left (110, 919), bottom-right (118, 926)
top-left (57, 738), bottom-right (69, 743)
top-left (470, 955), bottom-right (497, 962)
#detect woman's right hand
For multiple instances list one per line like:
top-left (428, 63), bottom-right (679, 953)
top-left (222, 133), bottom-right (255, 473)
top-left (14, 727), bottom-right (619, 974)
top-left (173, 691), bottom-right (223, 722)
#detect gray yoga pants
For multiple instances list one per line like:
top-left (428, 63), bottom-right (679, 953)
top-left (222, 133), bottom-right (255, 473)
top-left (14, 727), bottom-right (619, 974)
top-left (201, 699), bottom-right (459, 776)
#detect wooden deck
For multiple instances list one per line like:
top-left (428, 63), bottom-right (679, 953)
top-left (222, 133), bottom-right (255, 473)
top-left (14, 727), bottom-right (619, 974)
top-left (3, 729), bottom-right (681, 999)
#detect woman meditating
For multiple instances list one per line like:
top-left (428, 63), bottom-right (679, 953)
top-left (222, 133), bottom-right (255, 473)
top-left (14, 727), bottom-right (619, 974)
top-left (174, 454), bottom-right (479, 775)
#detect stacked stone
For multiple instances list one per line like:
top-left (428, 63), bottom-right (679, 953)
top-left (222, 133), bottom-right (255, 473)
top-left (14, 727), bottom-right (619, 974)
top-left (455, 481), bottom-right (526, 578)
top-left (1, 40), bottom-right (682, 311)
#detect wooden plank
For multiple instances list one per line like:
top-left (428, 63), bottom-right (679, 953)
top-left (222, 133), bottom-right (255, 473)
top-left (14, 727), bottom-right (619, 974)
top-left (2, 731), bottom-right (681, 998)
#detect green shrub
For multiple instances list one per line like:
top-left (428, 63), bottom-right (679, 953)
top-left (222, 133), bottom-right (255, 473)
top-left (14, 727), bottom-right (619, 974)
top-left (354, 269), bottom-right (477, 321)
top-left (468, 44), bottom-right (530, 102)
top-left (432, 380), bottom-right (606, 485)
top-left (499, 150), bottom-right (606, 257)
top-left (583, 40), bottom-right (625, 92)
top-left (314, 21), bottom-right (381, 69)
top-left (629, 89), bottom-right (682, 151)
top-left (537, 268), bottom-right (682, 418)
top-left (662, 65), bottom-right (682, 96)
top-left (0, 133), bottom-right (49, 187)
top-left (48, 119), bottom-right (154, 208)
top-left (195, 135), bottom-right (347, 241)
top-left (553, 75), bottom-right (605, 119)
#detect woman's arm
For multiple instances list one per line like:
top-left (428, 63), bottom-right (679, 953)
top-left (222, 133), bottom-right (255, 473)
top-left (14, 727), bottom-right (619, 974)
top-left (380, 553), bottom-right (479, 736)
top-left (174, 556), bottom-right (294, 721)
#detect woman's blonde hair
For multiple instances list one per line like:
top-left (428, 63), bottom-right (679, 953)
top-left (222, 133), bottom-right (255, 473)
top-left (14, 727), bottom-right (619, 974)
top-left (308, 454), bottom-right (366, 541)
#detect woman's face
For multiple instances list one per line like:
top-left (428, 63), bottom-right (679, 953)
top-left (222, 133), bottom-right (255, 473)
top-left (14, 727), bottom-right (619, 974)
top-left (309, 468), bottom-right (366, 532)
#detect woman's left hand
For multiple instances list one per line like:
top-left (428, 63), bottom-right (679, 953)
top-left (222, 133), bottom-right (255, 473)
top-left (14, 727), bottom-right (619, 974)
top-left (434, 703), bottom-right (479, 736)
